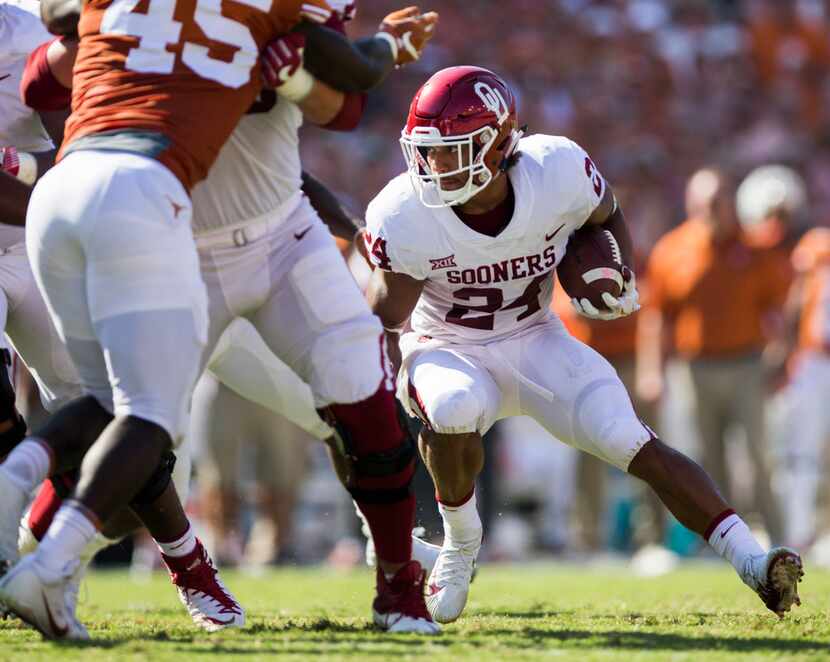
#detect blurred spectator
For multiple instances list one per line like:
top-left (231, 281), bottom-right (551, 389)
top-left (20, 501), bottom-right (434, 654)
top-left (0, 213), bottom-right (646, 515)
top-left (302, 1), bottom-right (830, 240)
top-left (778, 227), bottom-right (830, 549)
top-left (637, 167), bottom-right (787, 540)
top-left (191, 370), bottom-right (310, 567)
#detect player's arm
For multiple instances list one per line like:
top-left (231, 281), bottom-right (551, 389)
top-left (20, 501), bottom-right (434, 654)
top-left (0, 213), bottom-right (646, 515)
top-left (366, 268), bottom-right (425, 372)
top-left (0, 171), bottom-right (33, 227)
top-left (262, 32), bottom-right (367, 128)
top-left (573, 183), bottom-right (639, 319)
top-left (583, 185), bottom-right (634, 271)
top-left (301, 171), bottom-right (363, 241)
top-left (297, 7), bottom-right (438, 92)
top-left (39, 0), bottom-right (80, 37)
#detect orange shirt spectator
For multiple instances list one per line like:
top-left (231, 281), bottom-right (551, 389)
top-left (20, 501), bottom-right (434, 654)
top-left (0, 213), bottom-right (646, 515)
top-left (792, 227), bottom-right (830, 353)
top-left (646, 218), bottom-right (790, 358)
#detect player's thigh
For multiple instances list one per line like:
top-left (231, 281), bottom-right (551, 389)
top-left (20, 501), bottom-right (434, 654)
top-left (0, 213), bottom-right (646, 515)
top-left (206, 318), bottom-right (332, 440)
top-left (95, 309), bottom-right (204, 443)
top-left (4, 255), bottom-right (81, 411)
top-left (25, 158), bottom-right (96, 345)
top-left (251, 220), bottom-right (383, 406)
top-left (401, 341), bottom-right (502, 435)
top-left (512, 325), bottom-right (651, 470)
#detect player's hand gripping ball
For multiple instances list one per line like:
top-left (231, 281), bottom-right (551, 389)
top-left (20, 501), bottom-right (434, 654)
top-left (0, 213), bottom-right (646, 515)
top-left (557, 225), bottom-right (639, 320)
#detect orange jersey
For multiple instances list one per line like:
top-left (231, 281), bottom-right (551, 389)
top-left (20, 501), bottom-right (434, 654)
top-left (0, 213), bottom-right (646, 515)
top-left (646, 219), bottom-right (791, 358)
top-left (60, 0), bottom-right (332, 191)
top-left (551, 277), bottom-right (637, 359)
top-left (792, 228), bottom-right (830, 352)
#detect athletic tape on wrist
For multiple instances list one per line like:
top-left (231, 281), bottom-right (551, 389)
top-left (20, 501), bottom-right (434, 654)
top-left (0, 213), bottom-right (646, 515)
top-left (278, 67), bottom-right (314, 103)
top-left (16, 152), bottom-right (37, 186)
top-left (374, 31), bottom-right (398, 63)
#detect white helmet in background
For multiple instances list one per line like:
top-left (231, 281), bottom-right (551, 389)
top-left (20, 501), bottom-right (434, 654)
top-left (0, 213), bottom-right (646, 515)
top-left (736, 164), bottom-right (807, 229)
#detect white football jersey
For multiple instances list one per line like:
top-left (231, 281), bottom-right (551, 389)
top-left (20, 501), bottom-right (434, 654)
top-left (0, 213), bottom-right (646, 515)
top-left (0, 0), bottom-right (52, 248)
top-left (190, 0), bottom-right (358, 235)
top-left (190, 93), bottom-right (303, 235)
top-left (365, 134), bottom-right (606, 343)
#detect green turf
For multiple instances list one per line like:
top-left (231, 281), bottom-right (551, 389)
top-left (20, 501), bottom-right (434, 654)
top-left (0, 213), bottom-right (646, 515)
top-left (1, 563), bottom-right (828, 661)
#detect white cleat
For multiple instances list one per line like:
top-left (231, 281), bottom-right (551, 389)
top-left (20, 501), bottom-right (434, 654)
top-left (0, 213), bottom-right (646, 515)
top-left (0, 470), bottom-right (29, 573)
top-left (162, 538), bottom-right (245, 632)
top-left (372, 561), bottom-right (440, 635)
top-left (426, 534), bottom-right (481, 624)
top-left (745, 547), bottom-right (804, 617)
top-left (0, 554), bottom-right (88, 640)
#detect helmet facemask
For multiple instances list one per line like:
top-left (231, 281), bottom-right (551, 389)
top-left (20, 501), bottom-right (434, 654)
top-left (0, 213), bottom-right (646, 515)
top-left (400, 124), bottom-right (507, 208)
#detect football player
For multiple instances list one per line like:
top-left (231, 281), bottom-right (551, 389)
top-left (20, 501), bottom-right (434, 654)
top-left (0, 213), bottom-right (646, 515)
top-left (1, 0), bottom-right (256, 635)
top-left (363, 66), bottom-right (804, 624)
top-left (1, 1), bottom-right (440, 640)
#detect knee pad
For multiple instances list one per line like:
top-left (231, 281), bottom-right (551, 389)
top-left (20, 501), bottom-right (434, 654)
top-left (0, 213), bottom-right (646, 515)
top-left (322, 388), bottom-right (416, 504)
top-left (429, 387), bottom-right (484, 435)
top-left (130, 451), bottom-right (176, 506)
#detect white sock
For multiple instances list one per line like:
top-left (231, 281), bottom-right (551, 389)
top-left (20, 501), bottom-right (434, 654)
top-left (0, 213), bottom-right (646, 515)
top-left (156, 524), bottom-right (197, 558)
top-left (37, 502), bottom-right (98, 576)
top-left (1, 438), bottom-right (52, 493)
top-left (438, 490), bottom-right (482, 544)
top-left (707, 512), bottom-right (765, 587)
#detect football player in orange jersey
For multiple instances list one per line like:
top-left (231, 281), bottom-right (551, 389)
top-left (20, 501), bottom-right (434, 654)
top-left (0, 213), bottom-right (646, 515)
top-left (0, 0), bottom-right (439, 639)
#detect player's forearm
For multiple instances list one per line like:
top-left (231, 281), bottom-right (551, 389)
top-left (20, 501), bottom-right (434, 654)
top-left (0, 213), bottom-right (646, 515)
top-left (366, 269), bottom-right (422, 332)
top-left (298, 80), bottom-right (345, 126)
top-left (301, 171), bottom-right (363, 241)
top-left (302, 25), bottom-right (394, 92)
top-left (0, 172), bottom-right (33, 226)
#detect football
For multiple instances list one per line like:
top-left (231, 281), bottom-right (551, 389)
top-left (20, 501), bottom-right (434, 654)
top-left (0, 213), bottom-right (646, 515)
top-left (557, 225), bottom-right (625, 310)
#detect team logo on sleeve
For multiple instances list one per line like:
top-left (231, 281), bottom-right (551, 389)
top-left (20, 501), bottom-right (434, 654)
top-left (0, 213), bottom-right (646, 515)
top-left (430, 254), bottom-right (457, 270)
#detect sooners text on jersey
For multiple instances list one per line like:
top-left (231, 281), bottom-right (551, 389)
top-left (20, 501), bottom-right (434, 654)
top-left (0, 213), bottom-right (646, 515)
top-left (365, 134), bottom-right (605, 343)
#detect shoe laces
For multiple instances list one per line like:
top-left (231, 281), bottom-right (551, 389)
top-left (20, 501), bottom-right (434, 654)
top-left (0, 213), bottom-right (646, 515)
top-left (170, 546), bottom-right (240, 615)
top-left (433, 541), bottom-right (476, 588)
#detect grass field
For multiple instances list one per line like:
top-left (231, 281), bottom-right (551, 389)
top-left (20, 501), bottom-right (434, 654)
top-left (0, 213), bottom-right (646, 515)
top-left (1, 562), bottom-right (828, 661)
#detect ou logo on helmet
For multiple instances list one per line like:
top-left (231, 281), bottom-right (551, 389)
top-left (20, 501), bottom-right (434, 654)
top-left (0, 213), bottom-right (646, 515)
top-left (474, 82), bottom-right (509, 124)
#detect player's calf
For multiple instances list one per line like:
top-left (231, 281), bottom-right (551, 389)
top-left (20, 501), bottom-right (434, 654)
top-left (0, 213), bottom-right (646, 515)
top-left (323, 383), bottom-right (417, 569)
top-left (628, 438), bottom-right (804, 616)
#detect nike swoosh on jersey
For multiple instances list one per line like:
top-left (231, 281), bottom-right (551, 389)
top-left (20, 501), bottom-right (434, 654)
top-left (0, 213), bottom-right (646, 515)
top-left (294, 226), bottom-right (312, 241)
top-left (545, 224), bottom-right (566, 241)
top-left (0, 75), bottom-right (10, 83)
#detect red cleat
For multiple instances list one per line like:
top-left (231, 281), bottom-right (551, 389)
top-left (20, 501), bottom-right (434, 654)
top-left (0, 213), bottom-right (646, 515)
top-left (372, 560), bottom-right (440, 634)
top-left (162, 539), bottom-right (245, 632)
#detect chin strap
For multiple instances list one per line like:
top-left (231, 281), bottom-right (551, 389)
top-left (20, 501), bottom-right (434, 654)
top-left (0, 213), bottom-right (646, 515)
top-left (498, 124), bottom-right (527, 172)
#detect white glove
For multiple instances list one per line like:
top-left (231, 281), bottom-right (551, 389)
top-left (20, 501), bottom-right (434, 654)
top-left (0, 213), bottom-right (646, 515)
top-left (572, 268), bottom-right (640, 321)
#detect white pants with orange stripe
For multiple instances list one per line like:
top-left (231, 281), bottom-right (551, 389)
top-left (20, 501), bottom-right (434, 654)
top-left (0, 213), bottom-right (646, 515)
top-left (398, 317), bottom-right (652, 471)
